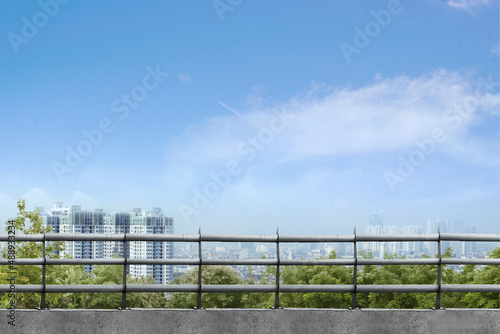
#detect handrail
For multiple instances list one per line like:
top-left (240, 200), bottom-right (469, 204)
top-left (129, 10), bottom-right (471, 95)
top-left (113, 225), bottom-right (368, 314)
top-left (1, 222), bottom-right (499, 310)
top-left (1, 232), bottom-right (498, 243)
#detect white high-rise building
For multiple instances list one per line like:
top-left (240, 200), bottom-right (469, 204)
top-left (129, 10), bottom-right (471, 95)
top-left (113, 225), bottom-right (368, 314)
top-left (425, 218), bottom-right (449, 255)
top-left (364, 224), bottom-right (423, 258)
top-left (400, 225), bottom-right (423, 255)
top-left (381, 225), bottom-right (400, 255)
top-left (42, 203), bottom-right (174, 284)
top-left (365, 224), bottom-right (382, 254)
top-left (364, 217), bottom-right (476, 258)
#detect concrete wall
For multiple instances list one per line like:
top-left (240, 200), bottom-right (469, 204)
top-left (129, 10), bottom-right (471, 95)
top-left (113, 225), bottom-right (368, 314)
top-left (1, 308), bottom-right (499, 334)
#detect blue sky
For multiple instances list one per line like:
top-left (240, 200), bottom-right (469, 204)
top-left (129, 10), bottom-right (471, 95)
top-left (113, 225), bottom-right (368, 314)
top-left (0, 0), bottom-right (499, 235)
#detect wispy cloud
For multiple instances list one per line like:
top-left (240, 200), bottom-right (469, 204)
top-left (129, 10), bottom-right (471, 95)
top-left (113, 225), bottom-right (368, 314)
top-left (166, 69), bottom-right (499, 167)
top-left (281, 71), bottom-right (499, 164)
top-left (178, 72), bottom-right (192, 83)
top-left (447, 0), bottom-right (491, 11)
top-left (69, 191), bottom-right (99, 209)
top-left (22, 187), bottom-right (56, 209)
top-left (492, 45), bottom-right (500, 56)
top-left (164, 69), bottom-right (499, 229)
top-left (0, 193), bottom-right (16, 221)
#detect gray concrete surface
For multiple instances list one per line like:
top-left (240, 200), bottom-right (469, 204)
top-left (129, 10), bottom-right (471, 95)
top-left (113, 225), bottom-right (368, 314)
top-left (1, 308), bottom-right (499, 334)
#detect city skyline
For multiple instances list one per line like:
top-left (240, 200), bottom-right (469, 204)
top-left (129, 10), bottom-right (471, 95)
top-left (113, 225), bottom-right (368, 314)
top-left (8, 200), bottom-right (485, 236)
top-left (0, 198), bottom-right (495, 235)
top-left (1, 201), bottom-right (496, 288)
top-left (0, 1), bottom-right (499, 235)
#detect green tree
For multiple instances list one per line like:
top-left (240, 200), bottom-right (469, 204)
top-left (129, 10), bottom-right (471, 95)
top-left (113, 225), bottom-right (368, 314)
top-left (238, 260), bottom-right (274, 308)
top-left (279, 251), bottom-right (352, 308)
top-left (78, 256), bottom-right (124, 309)
top-left (77, 255), bottom-right (168, 309)
top-left (166, 265), bottom-right (247, 308)
top-left (462, 248), bottom-right (500, 308)
top-left (1, 200), bottom-right (167, 309)
top-left (3, 201), bottom-right (499, 309)
top-left (46, 264), bottom-right (88, 308)
top-left (127, 274), bottom-right (168, 308)
top-left (357, 247), bottom-right (457, 309)
top-left (1, 199), bottom-right (65, 308)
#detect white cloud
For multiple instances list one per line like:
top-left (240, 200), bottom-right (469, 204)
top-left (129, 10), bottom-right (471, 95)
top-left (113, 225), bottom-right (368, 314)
top-left (0, 193), bottom-right (17, 224)
top-left (447, 0), bottom-right (491, 11)
top-left (2, 188), bottom-right (99, 213)
top-left (166, 69), bottom-right (499, 166)
top-left (166, 69), bottom-right (499, 230)
top-left (283, 71), bottom-right (499, 162)
top-left (21, 187), bottom-right (56, 211)
top-left (492, 45), bottom-right (500, 56)
top-left (178, 72), bottom-right (192, 83)
top-left (69, 191), bottom-right (99, 210)
top-left (0, 193), bottom-right (15, 206)
top-left (0, 188), bottom-right (55, 223)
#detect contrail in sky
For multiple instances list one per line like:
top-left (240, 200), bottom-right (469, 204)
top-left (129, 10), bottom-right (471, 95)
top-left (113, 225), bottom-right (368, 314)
top-left (218, 101), bottom-right (260, 128)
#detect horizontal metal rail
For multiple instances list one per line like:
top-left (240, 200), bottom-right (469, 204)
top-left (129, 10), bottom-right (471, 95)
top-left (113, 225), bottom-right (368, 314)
top-left (2, 257), bottom-right (500, 266)
top-left (1, 225), bottom-right (499, 310)
top-left (1, 284), bottom-right (500, 294)
top-left (1, 232), bottom-right (499, 243)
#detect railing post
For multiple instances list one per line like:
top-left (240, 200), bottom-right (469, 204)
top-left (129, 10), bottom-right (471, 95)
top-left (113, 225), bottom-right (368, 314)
top-left (436, 226), bottom-right (441, 310)
top-left (197, 227), bottom-right (202, 309)
top-left (121, 230), bottom-right (127, 310)
top-left (351, 227), bottom-right (357, 309)
top-left (274, 227), bottom-right (280, 309)
top-left (40, 232), bottom-right (46, 310)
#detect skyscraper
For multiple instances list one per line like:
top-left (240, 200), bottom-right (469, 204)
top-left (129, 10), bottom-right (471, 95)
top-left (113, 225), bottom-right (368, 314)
top-left (425, 217), bottom-right (449, 255)
top-left (42, 203), bottom-right (174, 284)
top-left (369, 213), bottom-right (383, 226)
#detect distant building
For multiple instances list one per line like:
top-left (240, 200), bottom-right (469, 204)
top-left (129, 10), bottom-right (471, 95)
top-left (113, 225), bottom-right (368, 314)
top-left (369, 213), bottom-right (383, 226)
top-left (364, 224), bottom-right (423, 258)
top-left (42, 202), bottom-right (174, 284)
top-left (425, 218), bottom-right (475, 257)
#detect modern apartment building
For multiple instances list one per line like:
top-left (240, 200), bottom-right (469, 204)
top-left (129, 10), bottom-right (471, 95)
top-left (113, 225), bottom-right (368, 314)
top-left (41, 202), bottom-right (174, 284)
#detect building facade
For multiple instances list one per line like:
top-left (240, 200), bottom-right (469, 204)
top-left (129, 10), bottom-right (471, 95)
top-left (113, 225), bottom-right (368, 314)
top-left (42, 202), bottom-right (174, 284)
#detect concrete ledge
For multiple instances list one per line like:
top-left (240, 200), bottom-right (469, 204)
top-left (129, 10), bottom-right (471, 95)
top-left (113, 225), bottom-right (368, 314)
top-left (1, 308), bottom-right (499, 334)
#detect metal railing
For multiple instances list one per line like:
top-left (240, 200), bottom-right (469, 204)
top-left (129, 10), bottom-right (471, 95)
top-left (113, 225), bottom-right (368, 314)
top-left (1, 225), bottom-right (499, 309)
